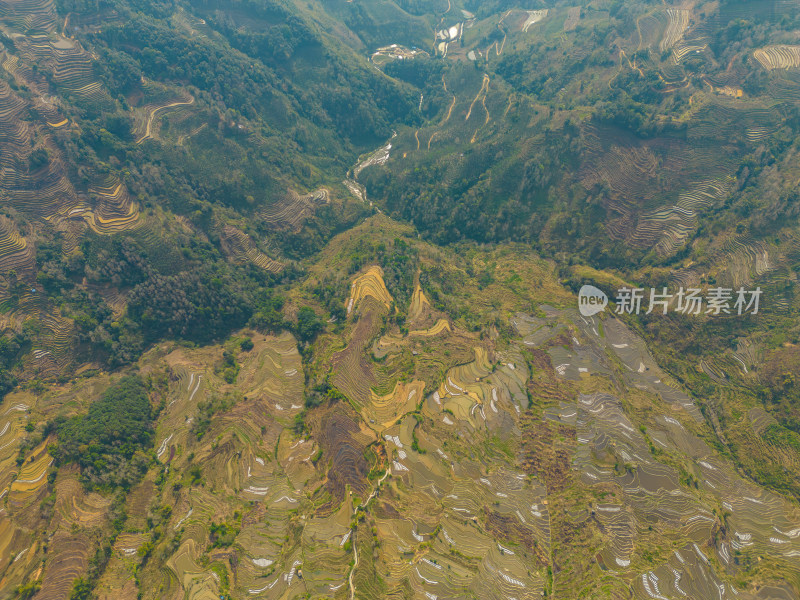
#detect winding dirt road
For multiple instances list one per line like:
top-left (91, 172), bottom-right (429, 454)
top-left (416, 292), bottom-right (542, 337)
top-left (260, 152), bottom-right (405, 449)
top-left (136, 96), bottom-right (195, 144)
top-left (348, 468), bottom-right (390, 600)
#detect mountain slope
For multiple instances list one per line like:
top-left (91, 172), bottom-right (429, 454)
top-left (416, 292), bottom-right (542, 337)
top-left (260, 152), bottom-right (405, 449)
top-left (2, 0), bottom-right (800, 599)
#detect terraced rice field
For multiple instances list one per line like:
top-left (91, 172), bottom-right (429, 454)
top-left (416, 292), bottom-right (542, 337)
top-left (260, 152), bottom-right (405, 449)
top-left (408, 280), bottom-right (431, 321)
top-left (134, 94), bottom-right (195, 144)
top-left (346, 265), bottom-right (393, 315)
top-left (522, 309), bottom-right (800, 594)
top-left (364, 380), bottom-right (423, 431)
top-left (0, 215), bottom-right (33, 275)
top-left (578, 110), bottom-right (768, 257)
top-left (9, 439), bottom-right (52, 500)
top-left (342, 178), bottom-right (366, 202)
top-left (352, 132), bottom-right (395, 180)
top-left (409, 318), bottom-right (451, 338)
top-left (434, 21), bottom-right (463, 57)
top-left (335, 332), bottom-right (550, 596)
top-left (563, 7), bottom-right (580, 32)
top-left (50, 39), bottom-right (109, 104)
top-left (671, 18), bottom-right (710, 64)
top-left (521, 9), bottom-right (547, 33)
top-left (0, 0), bottom-right (56, 31)
top-left (2, 250), bottom-right (800, 597)
top-left (83, 177), bottom-right (140, 233)
top-left (0, 0), bottom-right (152, 317)
top-left (0, 4), bottom-right (797, 592)
top-left (332, 300), bottom-right (383, 404)
top-left (0, 78), bottom-right (83, 221)
top-left (0, 394), bottom-right (31, 511)
top-left (0, 290), bottom-right (75, 376)
top-left (581, 125), bottom-right (701, 248)
top-left (718, 236), bottom-right (775, 286)
top-left (9, 32), bottom-right (113, 109)
top-left (56, 475), bottom-right (111, 528)
top-left (35, 531), bottom-right (91, 600)
top-left (769, 70), bottom-right (800, 102)
top-left (659, 9), bottom-right (689, 52)
top-left (0, 395), bottom-right (40, 590)
top-left (122, 334), bottom-right (316, 598)
top-left (94, 533), bottom-right (146, 599)
top-left (220, 225), bottom-right (284, 273)
top-left (372, 417), bottom-right (550, 598)
top-left (648, 177), bottom-right (735, 256)
top-left (670, 233), bottom-right (778, 293)
top-left (581, 125), bottom-right (672, 213)
top-left (236, 332), bottom-right (305, 419)
top-left (754, 45), bottom-right (800, 70)
top-left (636, 10), bottom-right (667, 51)
top-left (260, 188), bottom-right (329, 230)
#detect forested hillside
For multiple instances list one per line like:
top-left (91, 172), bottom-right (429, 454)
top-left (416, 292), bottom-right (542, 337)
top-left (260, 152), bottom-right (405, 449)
top-left (1, 0), bottom-right (800, 598)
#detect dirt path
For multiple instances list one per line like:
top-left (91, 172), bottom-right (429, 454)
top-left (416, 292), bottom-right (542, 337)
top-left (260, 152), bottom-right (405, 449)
top-left (177, 122), bottom-right (207, 146)
top-left (470, 97), bottom-right (490, 143)
top-left (492, 10), bottom-right (511, 58)
top-left (503, 93), bottom-right (514, 118)
top-left (618, 49), bottom-right (644, 77)
top-left (348, 540), bottom-right (359, 600)
top-left (442, 76), bottom-right (456, 124)
top-left (348, 469), bottom-right (389, 600)
top-left (423, 76), bottom-right (456, 150)
top-left (465, 74), bottom-right (489, 122)
top-left (635, 13), bottom-right (645, 51)
top-left (136, 96), bottom-right (195, 144)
